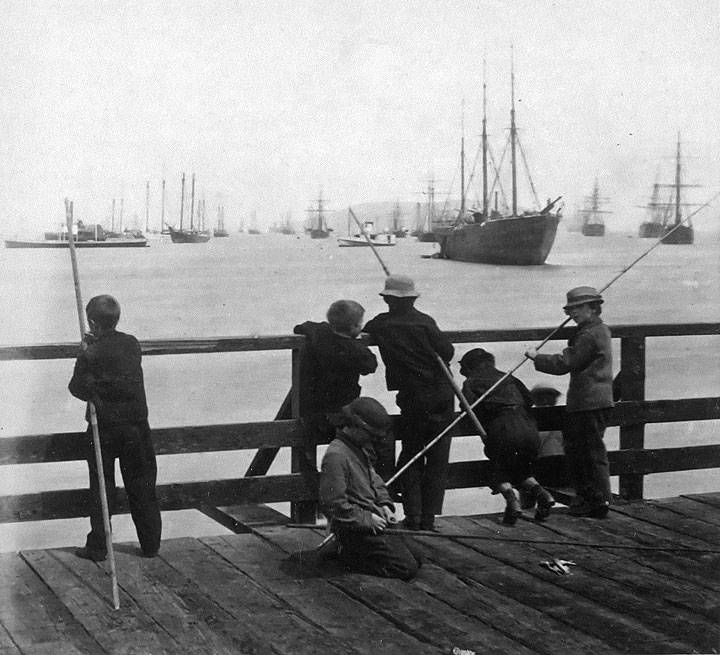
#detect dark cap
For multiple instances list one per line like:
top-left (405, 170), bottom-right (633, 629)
top-left (459, 348), bottom-right (494, 371)
top-left (341, 397), bottom-right (391, 436)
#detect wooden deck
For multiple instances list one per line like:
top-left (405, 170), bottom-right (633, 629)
top-left (1, 494), bottom-right (719, 655)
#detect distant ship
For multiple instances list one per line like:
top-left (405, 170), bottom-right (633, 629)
top-left (5, 222), bottom-right (148, 248)
top-left (415, 181), bottom-right (438, 242)
top-left (638, 181), bottom-right (666, 238)
top-left (305, 190), bottom-right (332, 239)
top-left (167, 173), bottom-right (211, 243)
top-left (338, 218), bottom-right (397, 247)
top-left (214, 205), bottom-right (229, 237)
top-left (578, 179), bottom-right (611, 237)
top-left (390, 202), bottom-right (408, 238)
top-left (434, 55), bottom-right (561, 265)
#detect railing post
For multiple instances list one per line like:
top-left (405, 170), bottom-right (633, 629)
top-left (618, 336), bottom-right (646, 500)
top-left (290, 345), bottom-right (317, 523)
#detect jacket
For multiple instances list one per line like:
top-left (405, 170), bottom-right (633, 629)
top-left (363, 307), bottom-right (454, 391)
top-left (293, 321), bottom-right (377, 416)
top-left (533, 316), bottom-right (614, 412)
top-left (319, 429), bottom-right (394, 532)
top-left (68, 330), bottom-right (148, 426)
top-left (461, 368), bottom-right (534, 424)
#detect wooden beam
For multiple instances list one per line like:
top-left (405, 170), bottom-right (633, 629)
top-left (619, 336), bottom-right (646, 500)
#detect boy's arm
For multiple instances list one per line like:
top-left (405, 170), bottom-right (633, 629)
top-left (427, 319), bottom-right (454, 362)
top-left (68, 352), bottom-right (95, 401)
top-left (534, 331), bottom-right (597, 376)
top-left (319, 451), bottom-right (376, 531)
top-left (347, 340), bottom-right (378, 375)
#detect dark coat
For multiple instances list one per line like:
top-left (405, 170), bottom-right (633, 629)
top-left (68, 330), bottom-right (148, 426)
top-left (363, 307), bottom-right (454, 391)
top-left (533, 316), bottom-right (614, 412)
top-left (293, 321), bottom-right (377, 416)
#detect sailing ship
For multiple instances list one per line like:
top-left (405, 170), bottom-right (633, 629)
top-left (337, 217), bottom-right (397, 247)
top-left (214, 205), bottom-right (229, 237)
top-left (167, 173), bottom-right (211, 243)
top-left (578, 179), bottom-right (610, 237)
top-left (5, 221), bottom-right (148, 248)
top-left (415, 180), bottom-right (437, 242)
top-left (434, 56), bottom-right (561, 265)
top-left (305, 191), bottom-right (332, 239)
top-left (641, 136), bottom-right (695, 244)
top-left (390, 202), bottom-right (407, 238)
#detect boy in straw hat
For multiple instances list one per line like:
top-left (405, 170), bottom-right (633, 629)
top-left (363, 274), bottom-right (455, 531)
top-left (319, 397), bottom-right (422, 580)
top-left (525, 286), bottom-right (613, 518)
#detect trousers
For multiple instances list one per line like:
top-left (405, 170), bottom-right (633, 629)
top-left (84, 420), bottom-right (162, 556)
top-left (336, 531), bottom-right (422, 580)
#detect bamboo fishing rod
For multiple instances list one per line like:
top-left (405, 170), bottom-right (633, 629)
top-left (66, 199), bottom-right (120, 610)
top-left (286, 523), bottom-right (720, 553)
top-left (387, 187), bottom-right (720, 486)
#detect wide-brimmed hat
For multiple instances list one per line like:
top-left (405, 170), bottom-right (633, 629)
top-left (563, 286), bottom-right (603, 309)
top-left (379, 274), bottom-right (419, 298)
top-left (342, 397), bottom-right (391, 436)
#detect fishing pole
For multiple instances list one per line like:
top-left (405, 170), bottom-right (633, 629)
top-left (388, 186), bottom-right (720, 485)
top-left (286, 523), bottom-right (720, 553)
top-left (66, 199), bottom-right (120, 610)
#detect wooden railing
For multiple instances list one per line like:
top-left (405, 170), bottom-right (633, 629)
top-left (1, 323), bottom-right (718, 525)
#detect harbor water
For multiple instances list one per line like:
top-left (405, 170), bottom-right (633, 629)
top-left (1, 228), bottom-right (718, 551)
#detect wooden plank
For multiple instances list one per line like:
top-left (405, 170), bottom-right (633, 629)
top-left (652, 495), bottom-right (720, 527)
top-left (524, 514), bottom-right (720, 623)
top-left (156, 537), bottom-right (362, 655)
top-left (0, 553), bottom-right (102, 655)
top-left (20, 549), bottom-right (178, 654)
top-left (199, 503), bottom-right (289, 533)
top-left (437, 516), bottom-right (693, 654)
top-left (254, 526), bottom-right (537, 655)
top-left (612, 501), bottom-right (720, 546)
top-left (245, 389), bottom-right (293, 477)
top-left (684, 491), bottom-right (720, 509)
top-left (202, 534), bottom-right (440, 655)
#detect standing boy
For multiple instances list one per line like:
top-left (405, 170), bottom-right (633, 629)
top-left (293, 300), bottom-right (378, 469)
top-left (319, 397), bottom-right (421, 580)
top-left (459, 348), bottom-right (555, 524)
top-left (525, 286), bottom-right (614, 518)
top-left (363, 274), bottom-right (454, 531)
top-left (69, 295), bottom-right (161, 560)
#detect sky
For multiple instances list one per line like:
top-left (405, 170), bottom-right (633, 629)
top-left (1, 0), bottom-right (719, 235)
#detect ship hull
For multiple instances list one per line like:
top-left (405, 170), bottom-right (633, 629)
top-left (435, 213), bottom-right (560, 265)
top-left (5, 238), bottom-right (147, 248)
top-left (168, 227), bottom-right (211, 243)
top-left (581, 223), bottom-right (605, 237)
top-left (416, 231), bottom-right (437, 243)
top-left (661, 224), bottom-right (694, 244)
top-left (638, 222), bottom-right (664, 238)
top-left (309, 229), bottom-right (330, 239)
top-left (337, 235), bottom-right (397, 247)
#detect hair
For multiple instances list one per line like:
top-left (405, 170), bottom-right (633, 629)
top-left (86, 295), bottom-right (121, 330)
top-left (460, 348), bottom-right (495, 371)
top-left (327, 299), bottom-right (365, 333)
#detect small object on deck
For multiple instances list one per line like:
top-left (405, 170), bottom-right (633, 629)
top-left (452, 647), bottom-right (476, 655)
top-left (540, 558), bottom-right (576, 575)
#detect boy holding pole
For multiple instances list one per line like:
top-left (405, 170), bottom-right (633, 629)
top-left (525, 286), bottom-right (614, 518)
top-left (69, 295), bottom-right (162, 560)
top-left (363, 274), bottom-right (455, 531)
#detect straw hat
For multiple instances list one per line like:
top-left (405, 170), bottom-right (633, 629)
top-left (379, 274), bottom-right (419, 298)
top-left (563, 286), bottom-right (603, 309)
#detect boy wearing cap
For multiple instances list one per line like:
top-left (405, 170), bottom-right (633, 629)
top-left (459, 348), bottom-right (555, 524)
top-left (363, 274), bottom-right (455, 531)
top-left (525, 286), bottom-right (613, 518)
top-left (319, 397), bottom-right (422, 580)
top-left (293, 300), bottom-right (378, 469)
top-left (68, 295), bottom-right (161, 560)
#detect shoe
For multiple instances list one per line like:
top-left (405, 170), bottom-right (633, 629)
top-left (534, 488), bottom-right (555, 522)
top-left (75, 547), bottom-right (106, 562)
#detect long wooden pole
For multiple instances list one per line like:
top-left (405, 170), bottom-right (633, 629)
top-left (348, 207), bottom-right (391, 276)
top-left (65, 199), bottom-right (120, 610)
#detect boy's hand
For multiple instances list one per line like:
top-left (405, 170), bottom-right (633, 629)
top-left (525, 348), bottom-right (538, 360)
top-left (381, 506), bottom-right (396, 524)
top-left (370, 513), bottom-right (388, 533)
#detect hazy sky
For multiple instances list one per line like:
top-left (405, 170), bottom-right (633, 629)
top-left (2, 0), bottom-right (719, 235)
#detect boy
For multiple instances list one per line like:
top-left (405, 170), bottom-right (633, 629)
top-left (459, 348), bottom-right (554, 524)
top-left (293, 300), bottom-right (378, 469)
top-left (363, 274), bottom-right (454, 531)
top-left (319, 397), bottom-right (421, 580)
top-left (525, 286), bottom-right (614, 518)
top-left (69, 295), bottom-right (161, 560)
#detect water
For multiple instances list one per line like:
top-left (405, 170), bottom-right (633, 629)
top-left (1, 229), bottom-right (718, 551)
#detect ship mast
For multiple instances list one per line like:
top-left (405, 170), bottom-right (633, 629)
top-left (482, 58), bottom-right (488, 218)
top-left (674, 134), bottom-right (681, 226)
top-left (180, 173), bottom-right (185, 230)
top-left (190, 173), bottom-right (196, 231)
top-left (460, 100), bottom-right (466, 220)
top-left (145, 181), bottom-right (150, 232)
top-left (161, 179), bottom-right (166, 229)
top-left (510, 46), bottom-right (518, 217)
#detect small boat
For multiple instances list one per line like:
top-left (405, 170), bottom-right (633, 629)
top-left (434, 54), bottom-right (561, 265)
top-left (167, 173), bottom-right (211, 243)
top-left (5, 222), bottom-right (148, 249)
top-left (578, 179), bottom-right (610, 237)
top-left (305, 190), bottom-right (332, 239)
top-left (338, 219), bottom-right (397, 247)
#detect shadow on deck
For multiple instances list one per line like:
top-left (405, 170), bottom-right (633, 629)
top-left (2, 493), bottom-right (719, 655)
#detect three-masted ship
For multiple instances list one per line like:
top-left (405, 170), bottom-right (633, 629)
top-left (578, 179), bottom-right (610, 237)
top-left (305, 191), bottom-right (332, 239)
top-left (434, 56), bottom-right (560, 265)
